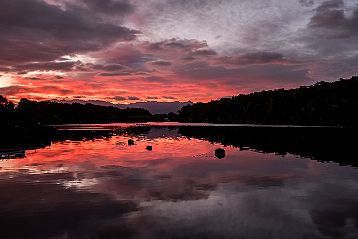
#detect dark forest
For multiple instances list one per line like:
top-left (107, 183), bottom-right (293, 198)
top-left (178, 76), bottom-right (358, 126)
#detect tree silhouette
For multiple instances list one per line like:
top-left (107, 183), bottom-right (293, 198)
top-left (178, 76), bottom-right (358, 126)
top-left (0, 95), bottom-right (15, 126)
top-left (0, 98), bottom-right (154, 127)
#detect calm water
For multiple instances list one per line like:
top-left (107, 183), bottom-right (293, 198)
top-left (1, 124), bottom-right (358, 239)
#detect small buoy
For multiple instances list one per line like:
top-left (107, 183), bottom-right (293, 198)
top-left (146, 145), bottom-right (153, 151)
top-left (215, 148), bottom-right (225, 159)
top-left (128, 139), bottom-right (135, 146)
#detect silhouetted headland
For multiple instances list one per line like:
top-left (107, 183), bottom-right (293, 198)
top-left (0, 97), bottom-right (157, 127)
top-left (178, 76), bottom-right (358, 126)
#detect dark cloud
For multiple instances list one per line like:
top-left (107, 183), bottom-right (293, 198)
top-left (0, 85), bottom-right (74, 96)
top-left (11, 61), bottom-right (79, 73)
top-left (176, 61), bottom-right (251, 80)
top-left (41, 86), bottom-right (74, 95)
top-left (76, 63), bottom-right (129, 74)
top-left (54, 99), bottom-right (118, 107)
top-left (220, 52), bottom-right (286, 65)
top-left (298, 0), bottom-right (358, 78)
top-left (235, 64), bottom-right (311, 86)
top-left (98, 72), bottom-right (131, 76)
top-left (90, 39), bottom-right (216, 78)
top-left (148, 60), bottom-right (172, 66)
top-left (299, 0), bottom-right (315, 7)
top-left (163, 96), bottom-right (177, 100)
top-left (310, 0), bottom-right (344, 27)
top-left (175, 61), bottom-right (310, 87)
top-left (127, 96), bottom-right (141, 101)
top-left (111, 95), bottom-right (143, 102)
top-left (25, 77), bottom-right (43, 81)
top-left (157, 0), bottom-right (212, 9)
top-left (182, 56), bottom-right (197, 61)
top-left (146, 96), bottom-right (160, 100)
top-left (89, 63), bottom-right (127, 71)
top-left (73, 96), bottom-right (84, 99)
top-left (191, 49), bottom-right (217, 57)
top-left (145, 39), bottom-right (207, 52)
top-left (95, 45), bottom-right (155, 70)
top-left (0, 0), bottom-right (138, 66)
top-left (0, 86), bottom-right (28, 95)
top-left (142, 76), bottom-right (171, 83)
top-left (309, 0), bottom-right (358, 37)
top-left (83, 0), bottom-right (134, 15)
top-left (0, 66), bottom-right (11, 72)
top-left (113, 96), bottom-right (127, 101)
top-left (239, 52), bottom-right (285, 64)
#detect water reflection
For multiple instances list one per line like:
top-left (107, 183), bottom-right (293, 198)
top-left (0, 125), bottom-right (358, 239)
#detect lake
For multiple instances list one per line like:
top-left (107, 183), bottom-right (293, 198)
top-left (1, 123), bottom-right (358, 239)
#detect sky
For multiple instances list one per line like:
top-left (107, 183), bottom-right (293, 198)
top-left (0, 0), bottom-right (358, 104)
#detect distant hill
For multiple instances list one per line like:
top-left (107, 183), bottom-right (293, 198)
top-left (178, 76), bottom-right (358, 126)
top-left (54, 100), bottom-right (192, 114)
top-left (125, 101), bottom-right (192, 114)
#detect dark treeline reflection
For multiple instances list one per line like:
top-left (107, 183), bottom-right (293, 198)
top-left (0, 126), bottom-right (151, 153)
top-left (179, 126), bottom-right (357, 166)
top-left (1, 126), bottom-right (357, 167)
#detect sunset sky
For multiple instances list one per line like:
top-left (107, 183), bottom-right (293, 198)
top-left (1, 0), bottom-right (358, 104)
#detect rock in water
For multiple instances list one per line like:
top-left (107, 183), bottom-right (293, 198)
top-left (146, 145), bottom-right (153, 151)
top-left (128, 139), bottom-right (135, 146)
top-left (215, 148), bottom-right (225, 159)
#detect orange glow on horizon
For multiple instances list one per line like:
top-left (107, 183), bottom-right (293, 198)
top-left (1, 72), bottom-right (243, 104)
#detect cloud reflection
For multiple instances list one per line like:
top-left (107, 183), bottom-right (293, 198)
top-left (1, 127), bottom-right (358, 238)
